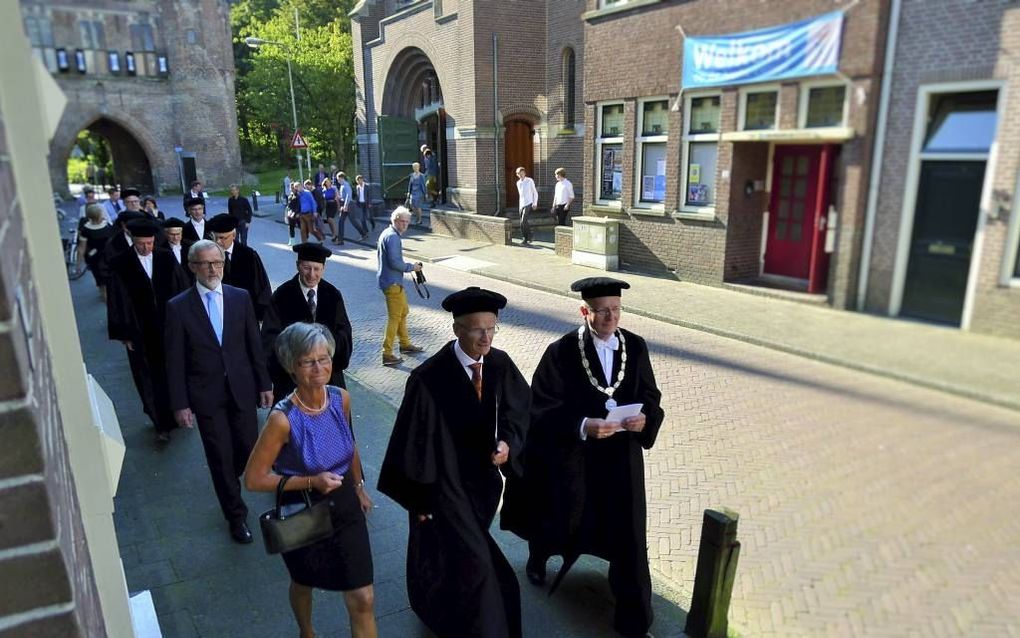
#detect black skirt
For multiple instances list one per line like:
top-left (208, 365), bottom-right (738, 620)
top-left (280, 479), bottom-right (373, 591)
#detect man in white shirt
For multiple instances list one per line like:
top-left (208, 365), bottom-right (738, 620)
top-left (516, 167), bottom-right (539, 246)
top-left (552, 167), bottom-right (575, 226)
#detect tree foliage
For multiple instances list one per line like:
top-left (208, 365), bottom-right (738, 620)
top-left (232, 0), bottom-right (358, 172)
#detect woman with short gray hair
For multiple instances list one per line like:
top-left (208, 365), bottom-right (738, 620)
top-left (245, 322), bottom-right (377, 638)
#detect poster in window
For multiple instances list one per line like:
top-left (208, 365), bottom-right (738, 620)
top-left (642, 176), bottom-right (656, 201)
top-left (654, 175), bottom-right (666, 202)
top-left (688, 183), bottom-right (710, 204)
top-left (689, 163), bottom-right (701, 184)
top-left (600, 146), bottom-right (623, 200)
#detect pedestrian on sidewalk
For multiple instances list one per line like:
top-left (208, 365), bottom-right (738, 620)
top-left (106, 219), bottom-right (190, 444)
top-left (245, 322), bottom-right (377, 638)
top-left (321, 177), bottom-right (341, 243)
top-left (501, 277), bottom-right (665, 638)
top-left (227, 184), bottom-right (254, 245)
top-left (282, 173), bottom-right (292, 202)
top-left (296, 181), bottom-right (324, 243)
top-left (423, 148), bottom-right (440, 204)
top-left (375, 207), bottom-right (423, 367)
top-left (405, 162), bottom-right (426, 225)
top-left (286, 182), bottom-right (301, 246)
top-left (379, 287), bottom-right (530, 638)
top-left (337, 172), bottom-right (369, 243)
top-left (262, 243), bottom-right (353, 405)
top-left (515, 167), bottom-right (538, 245)
top-left (355, 175), bottom-right (376, 232)
top-left (165, 240), bottom-right (273, 544)
top-left (208, 213), bottom-right (272, 321)
top-left (551, 167), bottom-right (575, 226)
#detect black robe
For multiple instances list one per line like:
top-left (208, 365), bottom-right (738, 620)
top-left (261, 275), bottom-right (353, 404)
top-left (378, 343), bottom-right (531, 638)
top-left (501, 326), bottom-right (664, 638)
top-left (106, 248), bottom-right (190, 433)
top-left (182, 219), bottom-right (212, 243)
top-left (221, 243), bottom-right (271, 321)
top-left (103, 231), bottom-right (132, 264)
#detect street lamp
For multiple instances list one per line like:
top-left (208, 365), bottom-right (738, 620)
top-left (245, 36), bottom-right (304, 182)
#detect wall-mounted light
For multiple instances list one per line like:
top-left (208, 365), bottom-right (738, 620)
top-left (108, 51), bottom-right (121, 74)
top-left (75, 49), bottom-right (87, 74)
top-left (125, 51), bottom-right (136, 75)
top-left (56, 48), bottom-right (70, 72)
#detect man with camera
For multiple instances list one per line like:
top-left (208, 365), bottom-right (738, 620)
top-left (376, 207), bottom-right (424, 366)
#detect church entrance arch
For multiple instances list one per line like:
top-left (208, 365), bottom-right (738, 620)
top-left (380, 47), bottom-right (447, 204)
top-left (64, 118), bottom-right (155, 194)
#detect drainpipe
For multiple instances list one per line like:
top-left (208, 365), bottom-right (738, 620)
top-left (493, 32), bottom-right (501, 215)
top-left (856, 0), bottom-right (901, 310)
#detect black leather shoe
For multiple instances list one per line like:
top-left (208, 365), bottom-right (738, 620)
top-left (525, 554), bottom-right (546, 586)
top-left (229, 520), bottom-right (253, 544)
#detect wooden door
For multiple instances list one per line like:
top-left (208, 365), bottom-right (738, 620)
top-left (504, 121), bottom-right (533, 210)
top-left (764, 145), bottom-right (830, 286)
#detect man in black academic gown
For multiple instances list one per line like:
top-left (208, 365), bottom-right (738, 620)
top-left (261, 242), bottom-right (353, 404)
top-left (501, 277), bottom-right (665, 638)
top-left (182, 196), bottom-right (211, 242)
top-left (378, 287), bottom-right (530, 638)
top-left (106, 219), bottom-right (190, 443)
top-left (103, 209), bottom-right (147, 262)
top-left (207, 213), bottom-right (272, 321)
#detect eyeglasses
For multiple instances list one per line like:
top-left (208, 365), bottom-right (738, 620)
top-left (586, 305), bottom-right (622, 319)
top-left (457, 324), bottom-right (500, 338)
top-left (296, 356), bottom-right (332, 369)
top-left (191, 260), bottom-right (225, 269)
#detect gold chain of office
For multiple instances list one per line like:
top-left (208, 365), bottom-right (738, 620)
top-left (577, 325), bottom-right (627, 400)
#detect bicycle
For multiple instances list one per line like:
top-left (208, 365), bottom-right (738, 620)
top-left (64, 225), bottom-right (87, 281)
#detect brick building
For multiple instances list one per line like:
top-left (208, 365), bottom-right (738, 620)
top-left (20, 0), bottom-right (242, 195)
top-left (859, 0), bottom-right (1020, 338)
top-left (351, 0), bottom-right (585, 215)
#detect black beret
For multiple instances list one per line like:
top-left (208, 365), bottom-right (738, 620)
top-left (162, 217), bottom-right (186, 229)
top-left (441, 287), bottom-right (507, 318)
top-left (206, 213), bottom-right (238, 233)
top-left (126, 219), bottom-right (158, 237)
top-left (183, 196), bottom-right (205, 208)
top-left (570, 277), bottom-right (631, 300)
top-left (292, 242), bottom-right (332, 264)
top-left (116, 210), bottom-right (146, 226)
top-left (121, 188), bottom-right (142, 199)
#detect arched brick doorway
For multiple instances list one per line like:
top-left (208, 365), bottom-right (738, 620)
top-left (77, 118), bottom-right (155, 193)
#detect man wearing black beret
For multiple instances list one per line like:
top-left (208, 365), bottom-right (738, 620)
top-left (207, 213), bottom-right (272, 321)
top-left (261, 242), bottom-right (353, 404)
top-left (502, 277), bottom-right (665, 638)
top-left (106, 218), bottom-right (190, 443)
top-left (379, 286), bottom-right (531, 638)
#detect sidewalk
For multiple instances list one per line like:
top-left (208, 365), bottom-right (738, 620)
top-left (333, 219), bottom-right (1019, 413)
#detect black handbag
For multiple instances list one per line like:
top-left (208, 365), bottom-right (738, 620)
top-left (258, 476), bottom-right (334, 554)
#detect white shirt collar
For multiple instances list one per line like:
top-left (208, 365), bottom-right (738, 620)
top-left (592, 331), bottom-right (619, 351)
top-left (196, 281), bottom-right (223, 296)
top-left (453, 340), bottom-right (483, 374)
top-left (298, 280), bottom-right (319, 298)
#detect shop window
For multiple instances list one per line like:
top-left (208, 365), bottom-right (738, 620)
top-left (636, 99), bottom-right (669, 206)
top-left (805, 85), bottom-right (846, 128)
top-left (742, 90), bottom-right (778, 130)
top-left (562, 48), bottom-right (576, 129)
top-left (596, 103), bottom-right (625, 204)
top-left (682, 94), bottom-right (720, 211)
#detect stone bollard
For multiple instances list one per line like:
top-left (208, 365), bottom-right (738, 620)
top-left (684, 509), bottom-right (740, 638)
top-left (275, 190), bottom-right (281, 204)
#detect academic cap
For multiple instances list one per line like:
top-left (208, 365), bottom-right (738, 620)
top-left (183, 196), bottom-right (205, 208)
top-left (441, 287), bottom-right (507, 318)
top-left (116, 210), bottom-right (146, 226)
top-left (292, 242), bottom-right (332, 264)
top-left (126, 219), bottom-right (158, 237)
top-left (570, 277), bottom-right (631, 300)
top-left (120, 188), bottom-right (142, 199)
top-left (206, 213), bottom-right (238, 233)
top-left (162, 217), bottom-right (186, 229)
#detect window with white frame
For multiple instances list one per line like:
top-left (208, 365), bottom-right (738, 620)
top-left (682, 95), bottom-right (720, 210)
top-left (741, 89), bottom-right (778, 130)
top-left (596, 103), bottom-right (625, 204)
top-left (636, 99), bottom-right (669, 206)
top-left (803, 84), bottom-right (847, 128)
top-left (599, 0), bottom-right (630, 8)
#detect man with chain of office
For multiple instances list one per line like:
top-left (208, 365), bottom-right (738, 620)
top-left (502, 276), bottom-right (665, 638)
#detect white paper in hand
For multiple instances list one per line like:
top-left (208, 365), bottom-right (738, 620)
top-left (605, 403), bottom-right (643, 424)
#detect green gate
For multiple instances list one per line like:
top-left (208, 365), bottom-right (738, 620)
top-left (378, 115), bottom-right (419, 199)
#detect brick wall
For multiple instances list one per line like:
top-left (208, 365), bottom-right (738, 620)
top-left (0, 102), bottom-right (103, 637)
top-left (725, 142), bottom-right (770, 280)
top-left (555, 225), bottom-right (572, 257)
top-left (431, 209), bottom-right (512, 244)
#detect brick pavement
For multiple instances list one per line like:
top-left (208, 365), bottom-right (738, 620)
top-left (242, 216), bottom-right (1020, 636)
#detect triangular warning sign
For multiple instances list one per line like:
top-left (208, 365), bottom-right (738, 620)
top-left (290, 130), bottom-right (308, 149)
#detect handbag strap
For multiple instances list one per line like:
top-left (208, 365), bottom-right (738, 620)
top-left (274, 475), bottom-right (292, 518)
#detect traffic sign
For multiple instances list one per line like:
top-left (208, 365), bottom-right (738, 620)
top-left (290, 130), bottom-right (308, 149)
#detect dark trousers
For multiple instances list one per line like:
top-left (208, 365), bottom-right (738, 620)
top-left (553, 204), bottom-right (569, 226)
top-left (126, 346), bottom-right (175, 433)
top-left (288, 215), bottom-right (298, 238)
top-left (519, 205), bottom-right (534, 242)
top-left (355, 201), bottom-right (375, 230)
top-left (339, 206), bottom-right (368, 242)
top-left (237, 221), bottom-right (250, 245)
top-left (193, 382), bottom-right (258, 523)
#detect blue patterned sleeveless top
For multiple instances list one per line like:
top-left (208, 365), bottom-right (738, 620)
top-left (272, 386), bottom-right (355, 477)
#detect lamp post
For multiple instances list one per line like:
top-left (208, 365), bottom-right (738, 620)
top-left (244, 36), bottom-right (304, 182)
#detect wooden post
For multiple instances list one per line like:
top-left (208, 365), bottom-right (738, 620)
top-left (684, 509), bottom-right (740, 638)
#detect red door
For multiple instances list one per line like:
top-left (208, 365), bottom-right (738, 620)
top-left (764, 144), bottom-right (833, 291)
top-left (504, 120), bottom-right (533, 210)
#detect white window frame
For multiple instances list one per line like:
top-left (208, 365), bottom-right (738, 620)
top-left (679, 91), bottom-right (721, 216)
top-left (889, 80), bottom-right (1005, 329)
top-left (738, 84), bottom-right (780, 131)
top-left (633, 96), bottom-right (669, 210)
top-left (798, 79), bottom-right (850, 129)
top-left (598, 0), bottom-right (631, 8)
top-left (595, 101), bottom-right (626, 207)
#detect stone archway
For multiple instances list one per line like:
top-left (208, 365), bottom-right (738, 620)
top-left (50, 112), bottom-right (159, 195)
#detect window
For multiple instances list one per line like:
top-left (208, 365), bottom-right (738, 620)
top-left (125, 51), bottom-right (136, 75)
top-left (636, 99), bottom-right (669, 206)
top-left (599, 0), bottom-right (630, 7)
top-left (108, 51), bottom-right (121, 74)
top-left (79, 20), bottom-right (106, 50)
top-left (596, 103), bottom-right (625, 204)
top-left (131, 23), bottom-right (156, 52)
top-left (741, 90), bottom-right (778, 130)
top-left (75, 49), bottom-right (87, 74)
top-left (681, 95), bottom-right (720, 210)
top-left (562, 48), bottom-right (576, 130)
top-left (185, 29), bottom-right (198, 45)
top-left (923, 91), bottom-right (998, 154)
top-left (804, 85), bottom-right (847, 128)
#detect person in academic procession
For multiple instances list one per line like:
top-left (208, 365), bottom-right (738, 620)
top-left (207, 213), bottom-right (272, 321)
top-left (378, 287), bottom-right (530, 638)
top-left (106, 219), bottom-right (190, 443)
top-left (501, 277), bottom-right (664, 638)
top-left (262, 242), bottom-right (353, 405)
top-left (103, 209), bottom-right (146, 263)
top-left (182, 196), bottom-right (212, 243)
